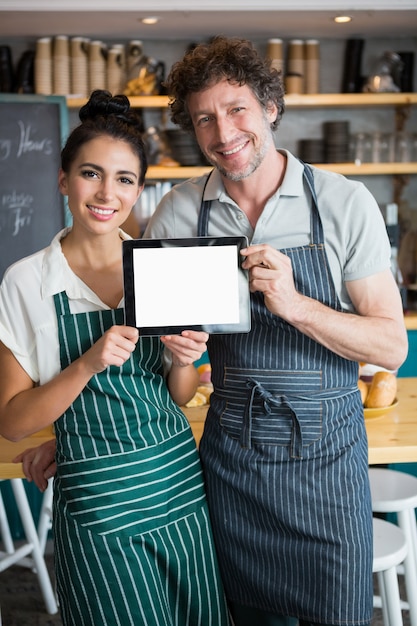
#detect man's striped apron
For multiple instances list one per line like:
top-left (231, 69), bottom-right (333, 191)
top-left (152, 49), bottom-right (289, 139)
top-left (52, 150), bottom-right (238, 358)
top-left (198, 164), bottom-right (373, 625)
top-left (52, 291), bottom-right (230, 626)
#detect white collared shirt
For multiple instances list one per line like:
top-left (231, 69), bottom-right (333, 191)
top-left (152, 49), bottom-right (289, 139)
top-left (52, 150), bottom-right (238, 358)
top-left (0, 228), bottom-right (128, 384)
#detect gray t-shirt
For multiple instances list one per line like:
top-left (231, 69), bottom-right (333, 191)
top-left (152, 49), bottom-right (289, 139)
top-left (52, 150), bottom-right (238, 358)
top-left (144, 149), bottom-right (391, 312)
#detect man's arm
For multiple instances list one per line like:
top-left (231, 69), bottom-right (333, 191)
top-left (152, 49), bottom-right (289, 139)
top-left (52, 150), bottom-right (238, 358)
top-left (242, 244), bottom-right (408, 371)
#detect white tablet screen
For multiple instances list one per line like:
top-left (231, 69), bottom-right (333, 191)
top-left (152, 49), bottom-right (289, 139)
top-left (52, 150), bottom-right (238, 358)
top-left (133, 245), bottom-right (239, 327)
top-left (123, 236), bottom-right (251, 335)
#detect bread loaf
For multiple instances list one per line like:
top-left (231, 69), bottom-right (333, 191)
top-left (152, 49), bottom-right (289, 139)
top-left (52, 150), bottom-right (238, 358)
top-left (197, 385), bottom-right (213, 403)
top-left (365, 371), bottom-right (397, 408)
top-left (185, 391), bottom-right (207, 408)
top-left (358, 379), bottom-right (369, 405)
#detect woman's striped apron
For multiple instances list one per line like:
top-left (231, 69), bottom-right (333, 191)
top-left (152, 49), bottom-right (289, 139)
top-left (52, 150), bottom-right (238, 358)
top-left (52, 292), bottom-right (230, 626)
top-left (197, 164), bottom-right (373, 625)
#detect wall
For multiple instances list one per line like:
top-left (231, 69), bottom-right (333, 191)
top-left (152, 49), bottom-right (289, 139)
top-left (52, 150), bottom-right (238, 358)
top-left (3, 34), bottom-right (416, 91)
top-left (2, 34), bottom-right (417, 212)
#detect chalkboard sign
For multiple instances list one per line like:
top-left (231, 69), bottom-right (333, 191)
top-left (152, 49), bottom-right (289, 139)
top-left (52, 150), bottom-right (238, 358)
top-left (0, 94), bottom-right (70, 279)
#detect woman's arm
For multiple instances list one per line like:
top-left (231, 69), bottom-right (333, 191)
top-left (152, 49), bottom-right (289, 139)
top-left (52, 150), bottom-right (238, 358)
top-left (13, 438), bottom-right (57, 492)
top-left (0, 325), bottom-right (139, 441)
top-left (162, 330), bottom-right (208, 406)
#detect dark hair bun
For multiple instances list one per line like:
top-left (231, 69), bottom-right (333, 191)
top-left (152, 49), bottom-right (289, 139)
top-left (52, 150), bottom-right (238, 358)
top-left (79, 89), bottom-right (131, 123)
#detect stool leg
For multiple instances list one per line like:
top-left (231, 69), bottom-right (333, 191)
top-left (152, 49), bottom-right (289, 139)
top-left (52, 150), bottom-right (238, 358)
top-left (380, 565), bottom-right (404, 626)
top-left (377, 571), bottom-right (390, 626)
top-left (0, 491), bottom-right (14, 555)
top-left (398, 508), bottom-right (417, 626)
top-left (407, 507), bottom-right (417, 565)
top-left (37, 479), bottom-right (53, 555)
top-left (10, 479), bottom-right (58, 615)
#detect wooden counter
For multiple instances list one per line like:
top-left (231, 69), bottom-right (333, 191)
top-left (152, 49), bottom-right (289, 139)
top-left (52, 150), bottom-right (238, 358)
top-left (365, 377), bottom-right (417, 464)
top-left (183, 377), bottom-right (417, 465)
top-left (405, 313), bottom-right (417, 331)
top-left (1, 379), bottom-right (416, 477)
top-left (0, 427), bottom-right (54, 479)
top-left (182, 405), bottom-right (208, 449)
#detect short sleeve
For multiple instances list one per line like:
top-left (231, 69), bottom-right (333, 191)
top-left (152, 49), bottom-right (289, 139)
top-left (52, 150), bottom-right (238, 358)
top-left (0, 254), bottom-right (59, 383)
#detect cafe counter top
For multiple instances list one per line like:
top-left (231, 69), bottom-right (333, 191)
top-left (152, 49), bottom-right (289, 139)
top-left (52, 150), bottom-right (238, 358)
top-left (1, 378), bottom-right (416, 477)
top-left (405, 313), bottom-right (417, 330)
top-left (182, 377), bottom-right (417, 466)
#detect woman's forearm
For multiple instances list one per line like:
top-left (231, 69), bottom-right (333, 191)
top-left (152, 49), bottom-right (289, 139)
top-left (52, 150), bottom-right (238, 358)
top-left (167, 363), bottom-right (200, 407)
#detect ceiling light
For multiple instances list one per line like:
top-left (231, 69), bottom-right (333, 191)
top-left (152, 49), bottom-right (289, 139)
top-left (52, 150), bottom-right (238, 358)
top-left (140, 17), bottom-right (160, 25)
top-left (334, 15), bottom-right (353, 24)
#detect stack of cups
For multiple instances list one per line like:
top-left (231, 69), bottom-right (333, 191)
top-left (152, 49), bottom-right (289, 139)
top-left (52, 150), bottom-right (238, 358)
top-left (341, 38), bottom-right (364, 93)
top-left (323, 120), bottom-right (350, 163)
top-left (107, 45), bottom-right (126, 95)
top-left (114, 44), bottom-right (127, 93)
top-left (304, 40), bottom-right (320, 94)
top-left (298, 138), bottom-right (325, 164)
top-left (0, 45), bottom-right (14, 92)
top-left (107, 46), bottom-right (125, 96)
top-left (89, 40), bottom-right (107, 92)
top-left (115, 44), bottom-right (127, 68)
top-left (266, 39), bottom-right (284, 78)
top-left (70, 37), bottom-right (89, 97)
top-left (397, 52), bottom-right (414, 92)
top-left (285, 39), bottom-right (304, 94)
top-left (34, 37), bottom-right (52, 95)
top-left (127, 40), bottom-right (145, 83)
top-left (53, 35), bottom-right (70, 95)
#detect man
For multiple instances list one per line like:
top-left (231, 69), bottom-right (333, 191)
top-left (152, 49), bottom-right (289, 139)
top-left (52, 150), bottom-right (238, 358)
top-left (17, 36), bottom-right (407, 626)
top-left (144, 36), bottom-right (407, 626)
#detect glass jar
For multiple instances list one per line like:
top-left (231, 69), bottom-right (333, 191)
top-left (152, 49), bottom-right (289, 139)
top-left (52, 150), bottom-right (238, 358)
top-left (353, 132), bottom-right (372, 165)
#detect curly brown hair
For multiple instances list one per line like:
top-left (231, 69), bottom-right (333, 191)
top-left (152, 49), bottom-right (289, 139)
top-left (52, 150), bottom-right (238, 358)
top-left (165, 36), bottom-right (285, 133)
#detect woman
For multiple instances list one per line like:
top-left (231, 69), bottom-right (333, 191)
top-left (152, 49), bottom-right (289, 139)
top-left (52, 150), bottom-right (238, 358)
top-left (0, 90), bottom-right (230, 626)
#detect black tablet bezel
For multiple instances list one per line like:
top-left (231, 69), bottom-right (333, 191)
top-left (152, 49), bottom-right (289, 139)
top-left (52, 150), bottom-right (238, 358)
top-left (122, 236), bottom-right (251, 336)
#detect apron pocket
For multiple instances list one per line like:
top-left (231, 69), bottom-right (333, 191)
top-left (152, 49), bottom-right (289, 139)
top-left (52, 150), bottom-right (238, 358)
top-left (57, 432), bottom-right (206, 536)
top-left (215, 367), bottom-right (323, 452)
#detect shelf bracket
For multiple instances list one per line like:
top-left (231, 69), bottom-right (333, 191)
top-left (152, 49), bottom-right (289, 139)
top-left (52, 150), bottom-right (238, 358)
top-left (395, 103), bottom-right (411, 132)
top-left (393, 174), bottom-right (410, 206)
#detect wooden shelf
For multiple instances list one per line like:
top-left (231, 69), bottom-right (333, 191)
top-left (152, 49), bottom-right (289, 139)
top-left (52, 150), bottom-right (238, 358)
top-left (66, 95), bottom-right (170, 108)
top-left (147, 165), bottom-right (211, 179)
top-left (66, 93), bottom-right (417, 180)
top-left (66, 93), bottom-right (417, 109)
top-left (314, 162), bottom-right (417, 176)
top-left (283, 93), bottom-right (417, 108)
top-left (146, 163), bottom-right (417, 180)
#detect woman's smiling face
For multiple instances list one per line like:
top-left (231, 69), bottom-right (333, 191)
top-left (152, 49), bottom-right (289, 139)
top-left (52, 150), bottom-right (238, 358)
top-left (58, 135), bottom-right (143, 236)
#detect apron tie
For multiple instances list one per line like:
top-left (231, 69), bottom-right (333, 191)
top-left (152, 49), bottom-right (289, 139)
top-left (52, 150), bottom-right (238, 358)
top-left (242, 379), bottom-right (303, 457)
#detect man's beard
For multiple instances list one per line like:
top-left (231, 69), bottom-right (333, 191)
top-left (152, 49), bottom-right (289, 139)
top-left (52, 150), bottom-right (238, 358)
top-left (202, 122), bottom-right (273, 182)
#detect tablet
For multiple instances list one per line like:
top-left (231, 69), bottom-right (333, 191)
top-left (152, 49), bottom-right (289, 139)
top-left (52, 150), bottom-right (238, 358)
top-left (123, 236), bottom-right (251, 336)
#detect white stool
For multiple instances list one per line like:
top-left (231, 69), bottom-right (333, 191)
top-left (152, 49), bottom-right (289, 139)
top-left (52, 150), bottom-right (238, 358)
top-left (373, 517), bottom-right (408, 626)
top-left (369, 467), bottom-right (417, 626)
top-left (0, 479), bottom-right (58, 615)
top-left (37, 478), bottom-right (53, 554)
